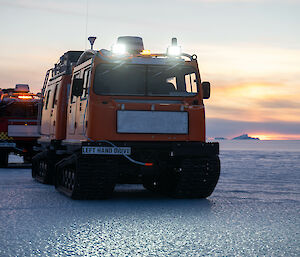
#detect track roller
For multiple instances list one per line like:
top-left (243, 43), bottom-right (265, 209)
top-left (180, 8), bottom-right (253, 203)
top-left (55, 153), bottom-right (118, 199)
top-left (32, 150), bottom-right (55, 184)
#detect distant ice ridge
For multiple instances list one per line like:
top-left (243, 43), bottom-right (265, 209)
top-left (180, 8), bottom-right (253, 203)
top-left (232, 134), bottom-right (260, 140)
top-left (211, 134), bottom-right (260, 140)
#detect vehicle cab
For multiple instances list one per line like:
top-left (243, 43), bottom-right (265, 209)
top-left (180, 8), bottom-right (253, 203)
top-left (67, 37), bottom-right (211, 143)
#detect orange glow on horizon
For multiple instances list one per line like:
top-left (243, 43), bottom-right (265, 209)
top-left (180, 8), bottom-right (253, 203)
top-left (249, 133), bottom-right (300, 140)
top-left (206, 80), bottom-right (300, 123)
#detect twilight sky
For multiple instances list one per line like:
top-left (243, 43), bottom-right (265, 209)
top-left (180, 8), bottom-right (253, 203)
top-left (0, 0), bottom-right (299, 139)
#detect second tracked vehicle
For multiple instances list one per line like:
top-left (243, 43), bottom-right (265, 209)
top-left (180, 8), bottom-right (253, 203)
top-left (0, 84), bottom-right (40, 167)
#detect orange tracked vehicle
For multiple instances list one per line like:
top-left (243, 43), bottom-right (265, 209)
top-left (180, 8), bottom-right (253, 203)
top-left (32, 36), bottom-right (220, 199)
top-left (0, 84), bottom-right (41, 167)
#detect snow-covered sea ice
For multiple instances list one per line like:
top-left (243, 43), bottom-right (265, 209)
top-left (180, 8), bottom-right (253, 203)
top-left (0, 140), bottom-right (299, 256)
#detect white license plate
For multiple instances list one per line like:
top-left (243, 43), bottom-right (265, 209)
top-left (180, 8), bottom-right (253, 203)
top-left (82, 146), bottom-right (131, 155)
top-left (0, 142), bottom-right (16, 148)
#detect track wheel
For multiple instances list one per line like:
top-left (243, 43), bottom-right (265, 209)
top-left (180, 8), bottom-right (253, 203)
top-left (55, 154), bottom-right (78, 199)
top-left (55, 154), bottom-right (118, 200)
top-left (32, 151), bottom-right (54, 184)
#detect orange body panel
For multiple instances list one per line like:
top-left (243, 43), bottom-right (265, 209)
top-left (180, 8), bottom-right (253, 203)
top-left (55, 76), bottom-right (70, 140)
top-left (40, 75), bottom-right (71, 142)
top-left (86, 95), bottom-right (205, 142)
top-left (65, 55), bottom-right (206, 143)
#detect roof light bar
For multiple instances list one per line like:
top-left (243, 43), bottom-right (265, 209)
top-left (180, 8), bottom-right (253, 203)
top-left (141, 49), bottom-right (151, 55)
top-left (18, 95), bottom-right (33, 100)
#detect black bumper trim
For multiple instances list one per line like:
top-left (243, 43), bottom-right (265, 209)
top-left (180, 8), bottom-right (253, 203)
top-left (81, 141), bottom-right (219, 157)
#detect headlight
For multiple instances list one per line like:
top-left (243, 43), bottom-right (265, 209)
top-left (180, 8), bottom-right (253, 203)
top-left (112, 44), bottom-right (126, 55)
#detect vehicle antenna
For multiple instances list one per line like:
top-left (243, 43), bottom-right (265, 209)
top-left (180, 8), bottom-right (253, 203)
top-left (85, 0), bottom-right (89, 49)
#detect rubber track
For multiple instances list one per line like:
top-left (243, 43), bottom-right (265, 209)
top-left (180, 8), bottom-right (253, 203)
top-left (56, 154), bottom-right (118, 199)
top-left (170, 157), bottom-right (220, 198)
top-left (32, 150), bottom-right (55, 184)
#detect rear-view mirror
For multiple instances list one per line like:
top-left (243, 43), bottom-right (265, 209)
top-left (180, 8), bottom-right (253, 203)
top-left (202, 81), bottom-right (210, 99)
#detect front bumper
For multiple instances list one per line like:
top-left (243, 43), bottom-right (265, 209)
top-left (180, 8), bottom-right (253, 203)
top-left (81, 141), bottom-right (219, 157)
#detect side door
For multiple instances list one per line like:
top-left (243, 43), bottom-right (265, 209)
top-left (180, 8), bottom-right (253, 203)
top-left (40, 86), bottom-right (54, 136)
top-left (68, 72), bottom-right (81, 135)
top-left (77, 67), bottom-right (91, 135)
top-left (50, 81), bottom-right (60, 135)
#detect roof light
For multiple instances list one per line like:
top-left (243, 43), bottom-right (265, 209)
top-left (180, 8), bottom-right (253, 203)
top-left (15, 84), bottom-right (29, 92)
top-left (167, 37), bottom-right (181, 56)
top-left (167, 46), bottom-right (181, 56)
top-left (18, 95), bottom-right (33, 100)
top-left (117, 36), bottom-right (144, 54)
top-left (141, 49), bottom-right (151, 55)
top-left (112, 43), bottom-right (126, 55)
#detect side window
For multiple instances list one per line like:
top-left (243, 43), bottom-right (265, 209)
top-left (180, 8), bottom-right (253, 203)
top-left (45, 90), bottom-right (51, 110)
top-left (185, 73), bottom-right (198, 93)
top-left (71, 73), bottom-right (81, 103)
top-left (81, 68), bottom-right (91, 100)
top-left (51, 84), bottom-right (58, 108)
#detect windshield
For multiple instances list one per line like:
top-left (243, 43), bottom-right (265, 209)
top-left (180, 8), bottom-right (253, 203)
top-left (0, 102), bottom-right (38, 118)
top-left (93, 64), bottom-right (198, 96)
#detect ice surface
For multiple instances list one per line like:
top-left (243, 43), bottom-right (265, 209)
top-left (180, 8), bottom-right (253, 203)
top-left (0, 141), bottom-right (299, 256)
